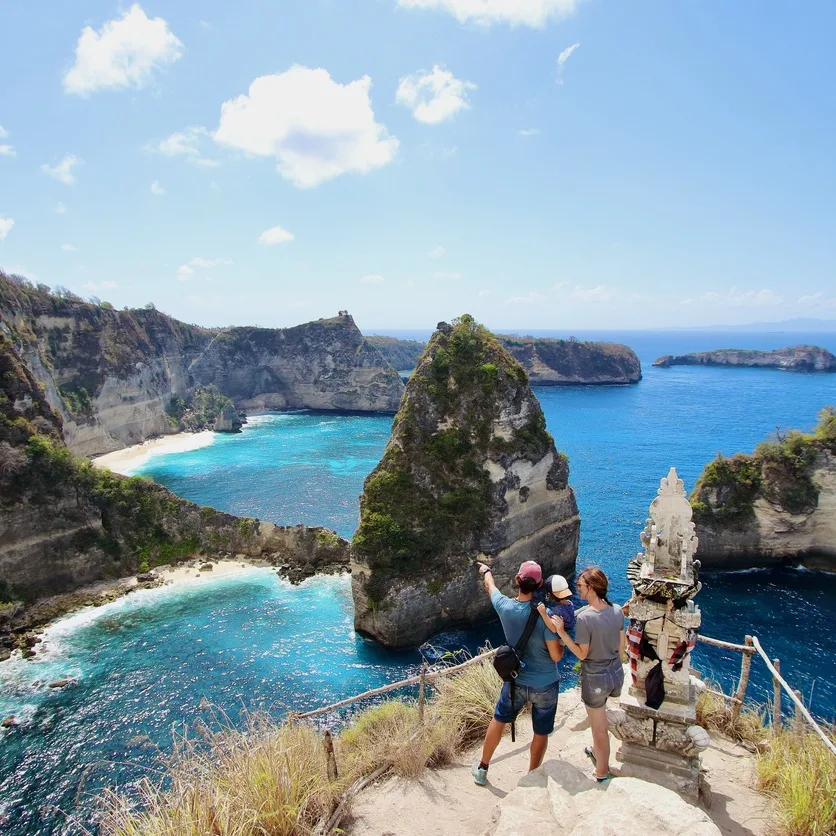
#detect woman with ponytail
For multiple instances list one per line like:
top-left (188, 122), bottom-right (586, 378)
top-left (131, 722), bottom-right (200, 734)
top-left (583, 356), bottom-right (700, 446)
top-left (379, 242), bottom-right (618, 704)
top-left (548, 567), bottom-right (625, 783)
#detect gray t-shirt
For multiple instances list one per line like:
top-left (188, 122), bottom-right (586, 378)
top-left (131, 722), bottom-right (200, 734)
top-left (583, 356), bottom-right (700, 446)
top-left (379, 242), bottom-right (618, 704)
top-left (575, 605), bottom-right (624, 673)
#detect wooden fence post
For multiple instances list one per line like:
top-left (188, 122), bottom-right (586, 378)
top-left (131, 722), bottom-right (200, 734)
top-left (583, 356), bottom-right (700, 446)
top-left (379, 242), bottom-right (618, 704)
top-left (792, 690), bottom-right (804, 736)
top-left (772, 659), bottom-right (781, 729)
top-left (418, 662), bottom-right (427, 724)
top-left (324, 730), bottom-right (338, 782)
top-left (732, 635), bottom-right (753, 720)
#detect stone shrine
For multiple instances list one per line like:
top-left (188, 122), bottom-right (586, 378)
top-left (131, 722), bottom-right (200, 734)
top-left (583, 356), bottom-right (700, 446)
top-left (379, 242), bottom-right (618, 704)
top-left (609, 467), bottom-right (710, 798)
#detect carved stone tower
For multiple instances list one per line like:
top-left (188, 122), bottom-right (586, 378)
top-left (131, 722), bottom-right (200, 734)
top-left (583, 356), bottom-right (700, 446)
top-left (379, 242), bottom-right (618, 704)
top-left (609, 467), bottom-right (710, 797)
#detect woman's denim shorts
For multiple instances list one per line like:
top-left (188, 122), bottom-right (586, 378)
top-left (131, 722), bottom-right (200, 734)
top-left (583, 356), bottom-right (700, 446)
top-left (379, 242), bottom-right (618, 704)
top-left (494, 680), bottom-right (559, 735)
top-left (580, 658), bottom-right (624, 709)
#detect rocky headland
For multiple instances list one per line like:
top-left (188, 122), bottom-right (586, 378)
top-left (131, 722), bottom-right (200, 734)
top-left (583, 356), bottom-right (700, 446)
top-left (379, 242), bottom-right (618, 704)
top-left (351, 315), bottom-right (580, 649)
top-left (690, 407), bottom-right (836, 570)
top-left (653, 346), bottom-right (836, 371)
top-left (365, 335), bottom-right (426, 371)
top-left (0, 332), bottom-right (349, 659)
top-left (0, 273), bottom-right (403, 457)
top-left (368, 333), bottom-right (642, 385)
top-left (499, 336), bottom-right (641, 385)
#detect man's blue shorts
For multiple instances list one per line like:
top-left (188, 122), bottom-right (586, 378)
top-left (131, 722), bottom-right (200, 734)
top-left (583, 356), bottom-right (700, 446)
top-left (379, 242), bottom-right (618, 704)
top-left (494, 680), bottom-right (559, 735)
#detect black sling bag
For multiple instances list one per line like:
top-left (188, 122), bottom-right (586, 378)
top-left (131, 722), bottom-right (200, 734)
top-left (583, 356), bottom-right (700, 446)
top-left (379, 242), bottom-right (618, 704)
top-left (492, 604), bottom-right (540, 742)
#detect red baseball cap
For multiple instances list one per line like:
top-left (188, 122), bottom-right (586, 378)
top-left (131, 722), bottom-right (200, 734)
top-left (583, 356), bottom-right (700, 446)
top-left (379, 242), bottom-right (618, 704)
top-left (517, 561), bottom-right (542, 583)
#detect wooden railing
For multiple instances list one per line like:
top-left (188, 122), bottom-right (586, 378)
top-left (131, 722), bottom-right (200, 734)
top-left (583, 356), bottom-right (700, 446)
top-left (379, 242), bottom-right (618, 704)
top-left (293, 635), bottom-right (835, 756)
top-left (697, 634), bottom-right (836, 757)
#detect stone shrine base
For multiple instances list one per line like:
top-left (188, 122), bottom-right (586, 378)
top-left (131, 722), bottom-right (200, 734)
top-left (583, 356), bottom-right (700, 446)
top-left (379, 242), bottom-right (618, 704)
top-left (614, 690), bottom-right (702, 799)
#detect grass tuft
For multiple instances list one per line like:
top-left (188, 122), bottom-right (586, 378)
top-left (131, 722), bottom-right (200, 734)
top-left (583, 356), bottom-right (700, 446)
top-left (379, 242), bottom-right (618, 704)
top-left (100, 715), bottom-right (341, 836)
top-left (756, 726), bottom-right (836, 836)
top-left (695, 687), bottom-right (769, 748)
top-left (432, 651), bottom-right (501, 746)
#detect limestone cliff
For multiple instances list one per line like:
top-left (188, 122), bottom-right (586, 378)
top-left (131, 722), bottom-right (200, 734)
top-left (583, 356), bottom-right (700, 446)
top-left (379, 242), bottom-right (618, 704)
top-left (500, 336), bottom-right (641, 385)
top-left (351, 315), bottom-right (580, 649)
top-left (365, 335), bottom-right (426, 371)
top-left (690, 408), bottom-right (836, 570)
top-left (0, 334), bottom-right (349, 656)
top-left (190, 315), bottom-right (403, 413)
top-left (654, 346), bottom-right (836, 371)
top-left (0, 273), bottom-right (403, 456)
top-left (367, 334), bottom-right (642, 385)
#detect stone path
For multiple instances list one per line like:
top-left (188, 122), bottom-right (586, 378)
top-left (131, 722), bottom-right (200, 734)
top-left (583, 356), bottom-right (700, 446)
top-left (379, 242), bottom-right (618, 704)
top-left (347, 690), bottom-right (772, 836)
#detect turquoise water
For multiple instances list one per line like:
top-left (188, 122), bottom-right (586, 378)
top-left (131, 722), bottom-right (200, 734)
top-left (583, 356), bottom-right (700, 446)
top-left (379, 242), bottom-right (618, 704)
top-left (1, 330), bottom-right (835, 833)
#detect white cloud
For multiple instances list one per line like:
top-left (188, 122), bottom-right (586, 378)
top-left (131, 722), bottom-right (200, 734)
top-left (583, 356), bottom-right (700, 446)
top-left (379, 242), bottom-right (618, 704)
top-left (188, 256), bottom-right (232, 268)
top-left (0, 217), bottom-right (14, 241)
top-left (61, 244), bottom-right (78, 252)
top-left (507, 291), bottom-right (546, 304)
top-left (517, 128), bottom-right (541, 137)
top-left (176, 257), bottom-right (232, 280)
top-left (150, 180), bottom-right (166, 195)
top-left (396, 66), bottom-right (476, 124)
top-left (258, 225), bottom-right (295, 245)
top-left (0, 126), bottom-right (14, 155)
top-left (151, 127), bottom-right (219, 167)
top-left (690, 287), bottom-right (785, 308)
top-left (553, 281), bottom-right (567, 290)
top-left (84, 280), bottom-right (118, 291)
top-left (428, 245), bottom-right (446, 259)
top-left (360, 274), bottom-right (385, 284)
top-left (56, 202), bottom-right (67, 214)
top-left (433, 270), bottom-right (462, 280)
top-left (396, 0), bottom-right (582, 27)
top-left (63, 4), bottom-right (183, 95)
top-left (478, 289), bottom-right (492, 297)
top-left (557, 43), bottom-right (580, 84)
top-left (796, 292), bottom-right (836, 308)
top-left (41, 155), bottom-right (81, 185)
top-left (572, 284), bottom-right (613, 302)
top-left (213, 65), bottom-right (399, 188)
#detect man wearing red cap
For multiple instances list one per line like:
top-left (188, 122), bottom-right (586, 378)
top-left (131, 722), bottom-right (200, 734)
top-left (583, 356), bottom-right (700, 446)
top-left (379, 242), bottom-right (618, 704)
top-left (472, 560), bottom-right (564, 786)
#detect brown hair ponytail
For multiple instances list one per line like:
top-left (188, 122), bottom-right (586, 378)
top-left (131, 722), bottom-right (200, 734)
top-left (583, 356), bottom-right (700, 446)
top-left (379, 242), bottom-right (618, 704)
top-left (577, 567), bottom-right (612, 605)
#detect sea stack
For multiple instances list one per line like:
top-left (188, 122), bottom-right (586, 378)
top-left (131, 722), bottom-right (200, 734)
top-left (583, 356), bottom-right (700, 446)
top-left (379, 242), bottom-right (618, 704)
top-left (690, 407), bottom-right (836, 570)
top-left (351, 315), bottom-right (580, 649)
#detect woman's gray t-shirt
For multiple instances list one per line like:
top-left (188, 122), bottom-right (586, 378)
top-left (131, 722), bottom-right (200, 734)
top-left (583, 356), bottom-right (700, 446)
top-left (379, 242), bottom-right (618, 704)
top-left (575, 605), bottom-right (624, 672)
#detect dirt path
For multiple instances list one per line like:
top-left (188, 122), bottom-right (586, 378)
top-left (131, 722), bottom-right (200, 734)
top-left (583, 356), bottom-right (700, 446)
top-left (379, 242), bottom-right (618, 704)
top-left (347, 690), bottom-right (771, 836)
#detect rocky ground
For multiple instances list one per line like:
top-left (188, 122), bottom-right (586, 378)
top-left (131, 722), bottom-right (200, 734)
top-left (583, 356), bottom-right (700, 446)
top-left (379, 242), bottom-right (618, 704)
top-left (347, 690), bottom-right (771, 836)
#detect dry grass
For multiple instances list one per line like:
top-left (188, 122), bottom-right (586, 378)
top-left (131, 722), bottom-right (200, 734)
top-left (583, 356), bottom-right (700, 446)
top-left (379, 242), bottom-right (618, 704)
top-left (100, 656), bottom-right (501, 834)
top-left (100, 716), bottom-right (341, 836)
top-left (696, 687), bottom-right (769, 747)
top-left (756, 727), bottom-right (836, 836)
top-left (431, 653), bottom-right (500, 745)
top-left (338, 700), bottom-right (456, 780)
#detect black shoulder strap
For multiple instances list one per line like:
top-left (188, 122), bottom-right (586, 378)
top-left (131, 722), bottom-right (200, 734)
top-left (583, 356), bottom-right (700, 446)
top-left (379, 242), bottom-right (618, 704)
top-left (514, 605), bottom-right (540, 658)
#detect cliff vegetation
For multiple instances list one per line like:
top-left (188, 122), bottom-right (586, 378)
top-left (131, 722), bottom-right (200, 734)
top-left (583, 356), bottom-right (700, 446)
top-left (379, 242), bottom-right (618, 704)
top-left (690, 407), bottom-right (836, 524)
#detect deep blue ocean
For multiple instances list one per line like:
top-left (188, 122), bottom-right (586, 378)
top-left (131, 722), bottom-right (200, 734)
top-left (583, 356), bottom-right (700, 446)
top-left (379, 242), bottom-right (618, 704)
top-left (1, 329), bottom-right (835, 834)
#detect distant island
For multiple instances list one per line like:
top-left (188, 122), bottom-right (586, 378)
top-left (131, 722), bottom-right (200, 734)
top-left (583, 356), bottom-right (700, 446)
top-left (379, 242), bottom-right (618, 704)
top-left (653, 345), bottom-right (836, 371)
top-left (368, 334), bottom-right (642, 385)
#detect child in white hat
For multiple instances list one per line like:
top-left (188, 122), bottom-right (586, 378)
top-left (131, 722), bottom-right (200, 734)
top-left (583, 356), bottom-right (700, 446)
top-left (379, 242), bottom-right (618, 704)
top-left (537, 574), bottom-right (576, 637)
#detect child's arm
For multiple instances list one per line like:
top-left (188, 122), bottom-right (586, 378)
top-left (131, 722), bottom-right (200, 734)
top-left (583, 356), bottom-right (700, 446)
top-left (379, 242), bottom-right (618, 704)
top-left (536, 602), bottom-right (559, 633)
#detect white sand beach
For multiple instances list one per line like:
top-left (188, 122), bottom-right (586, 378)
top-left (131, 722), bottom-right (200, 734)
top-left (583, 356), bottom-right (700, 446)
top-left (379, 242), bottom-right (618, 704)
top-left (155, 557), bottom-right (271, 586)
top-left (91, 431), bottom-right (216, 475)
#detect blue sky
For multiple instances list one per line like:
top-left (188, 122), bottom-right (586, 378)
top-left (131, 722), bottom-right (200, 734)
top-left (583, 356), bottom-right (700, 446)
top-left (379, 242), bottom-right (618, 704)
top-left (1, 0), bottom-right (834, 331)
